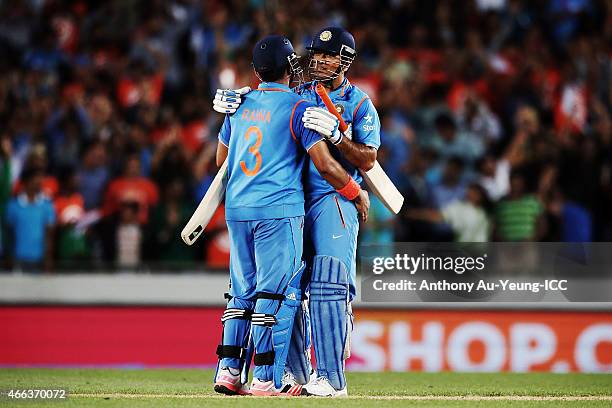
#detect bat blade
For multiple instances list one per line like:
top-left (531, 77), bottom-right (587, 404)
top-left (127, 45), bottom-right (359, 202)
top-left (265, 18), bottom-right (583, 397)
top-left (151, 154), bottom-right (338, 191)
top-left (181, 159), bottom-right (229, 245)
top-left (361, 161), bottom-right (404, 214)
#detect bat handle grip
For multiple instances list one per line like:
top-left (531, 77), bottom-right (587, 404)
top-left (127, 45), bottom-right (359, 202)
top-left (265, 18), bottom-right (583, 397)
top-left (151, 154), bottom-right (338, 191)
top-left (315, 83), bottom-right (348, 133)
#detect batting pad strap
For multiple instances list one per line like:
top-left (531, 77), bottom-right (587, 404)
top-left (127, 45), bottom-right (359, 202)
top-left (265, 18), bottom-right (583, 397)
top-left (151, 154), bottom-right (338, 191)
top-left (251, 313), bottom-right (276, 327)
top-left (216, 345), bottom-right (246, 359)
top-left (221, 308), bottom-right (252, 322)
top-left (254, 351), bottom-right (275, 366)
top-left (256, 292), bottom-right (285, 301)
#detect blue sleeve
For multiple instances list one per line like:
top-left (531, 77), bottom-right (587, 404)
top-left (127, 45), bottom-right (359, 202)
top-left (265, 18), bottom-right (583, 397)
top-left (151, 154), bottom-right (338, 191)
top-left (218, 115), bottom-right (231, 147)
top-left (45, 201), bottom-right (56, 226)
top-left (291, 101), bottom-right (323, 151)
top-left (352, 97), bottom-right (381, 149)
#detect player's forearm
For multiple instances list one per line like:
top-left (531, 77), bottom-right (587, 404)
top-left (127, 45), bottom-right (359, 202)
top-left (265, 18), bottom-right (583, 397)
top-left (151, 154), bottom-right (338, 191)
top-left (317, 159), bottom-right (353, 190)
top-left (336, 137), bottom-right (376, 171)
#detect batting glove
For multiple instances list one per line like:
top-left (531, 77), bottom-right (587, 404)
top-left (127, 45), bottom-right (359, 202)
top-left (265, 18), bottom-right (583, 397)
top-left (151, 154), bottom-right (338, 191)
top-left (213, 86), bottom-right (251, 114)
top-left (302, 107), bottom-right (342, 145)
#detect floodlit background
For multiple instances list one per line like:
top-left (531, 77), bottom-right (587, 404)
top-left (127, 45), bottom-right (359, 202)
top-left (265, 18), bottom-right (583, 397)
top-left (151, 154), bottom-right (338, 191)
top-left (0, 0), bottom-right (610, 373)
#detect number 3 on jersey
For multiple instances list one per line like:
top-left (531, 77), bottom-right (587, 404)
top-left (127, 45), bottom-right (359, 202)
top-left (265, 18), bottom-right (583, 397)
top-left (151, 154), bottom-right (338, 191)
top-left (240, 126), bottom-right (262, 177)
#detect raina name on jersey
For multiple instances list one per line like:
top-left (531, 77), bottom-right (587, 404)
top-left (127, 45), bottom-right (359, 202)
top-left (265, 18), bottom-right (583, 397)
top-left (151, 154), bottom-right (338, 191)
top-left (241, 109), bottom-right (271, 123)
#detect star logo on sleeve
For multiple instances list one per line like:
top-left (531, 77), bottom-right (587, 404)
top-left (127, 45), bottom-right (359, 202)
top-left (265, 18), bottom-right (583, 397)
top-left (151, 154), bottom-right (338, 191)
top-left (364, 114), bottom-right (373, 123)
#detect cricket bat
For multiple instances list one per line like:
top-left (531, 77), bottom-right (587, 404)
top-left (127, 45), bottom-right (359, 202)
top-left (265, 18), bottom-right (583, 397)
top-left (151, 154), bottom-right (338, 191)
top-left (315, 84), bottom-right (404, 214)
top-left (181, 159), bottom-right (229, 245)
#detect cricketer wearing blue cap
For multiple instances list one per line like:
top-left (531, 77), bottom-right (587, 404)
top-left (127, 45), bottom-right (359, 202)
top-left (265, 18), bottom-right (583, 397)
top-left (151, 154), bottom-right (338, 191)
top-left (213, 35), bottom-right (369, 397)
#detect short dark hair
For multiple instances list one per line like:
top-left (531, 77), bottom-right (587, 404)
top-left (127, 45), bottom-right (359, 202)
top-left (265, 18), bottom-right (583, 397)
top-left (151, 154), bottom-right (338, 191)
top-left (257, 65), bottom-right (289, 83)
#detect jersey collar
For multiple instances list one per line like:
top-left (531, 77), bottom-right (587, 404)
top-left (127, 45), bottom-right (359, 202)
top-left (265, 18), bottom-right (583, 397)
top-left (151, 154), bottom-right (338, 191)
top-left (257, 82), bottom-right (292, 92)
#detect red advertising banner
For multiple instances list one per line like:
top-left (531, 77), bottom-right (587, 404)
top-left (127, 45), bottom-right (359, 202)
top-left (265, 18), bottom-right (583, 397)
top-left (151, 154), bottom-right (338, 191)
top-left (0, 307), bottom-right (224, 367)
top-left (0, 306), bottom-right (610, 372)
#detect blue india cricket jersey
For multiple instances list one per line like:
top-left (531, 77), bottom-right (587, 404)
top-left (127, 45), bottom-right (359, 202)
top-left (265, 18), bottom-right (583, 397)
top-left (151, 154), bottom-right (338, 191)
top-left (296, 79), bottom-right (381, 204)
top-left (219, 82), bottom-right (322, 221)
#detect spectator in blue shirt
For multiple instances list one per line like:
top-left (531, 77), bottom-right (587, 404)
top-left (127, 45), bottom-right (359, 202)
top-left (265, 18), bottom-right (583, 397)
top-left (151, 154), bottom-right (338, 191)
top-left (5, 168), bottom-right (56, 271)
top-left (429, 157), bottom-right (468, 209)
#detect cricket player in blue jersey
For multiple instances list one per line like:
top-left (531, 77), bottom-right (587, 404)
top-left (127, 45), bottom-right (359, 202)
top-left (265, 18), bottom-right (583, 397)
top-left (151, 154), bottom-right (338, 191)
top-left (214, 27), bottom-right (381, 397)
top-left (213, 34), bottom-right (369, 397)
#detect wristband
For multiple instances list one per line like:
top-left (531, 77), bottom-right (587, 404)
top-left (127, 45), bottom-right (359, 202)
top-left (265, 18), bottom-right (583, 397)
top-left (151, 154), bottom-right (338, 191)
top-left (336, 177), bottom-right (361, 201)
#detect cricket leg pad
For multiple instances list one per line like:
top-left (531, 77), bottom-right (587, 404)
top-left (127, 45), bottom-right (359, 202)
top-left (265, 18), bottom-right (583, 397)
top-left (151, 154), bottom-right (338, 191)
top-left (309, 255), bottom-right (349, 390)
top-left (285, 300), bottom-right (312, 385)
top-left (214, 296), bottom-right (254, 384)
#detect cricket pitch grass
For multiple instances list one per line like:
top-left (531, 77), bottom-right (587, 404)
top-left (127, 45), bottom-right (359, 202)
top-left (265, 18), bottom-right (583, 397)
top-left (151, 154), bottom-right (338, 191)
top-left (1, 369), bottom-right (611, 407)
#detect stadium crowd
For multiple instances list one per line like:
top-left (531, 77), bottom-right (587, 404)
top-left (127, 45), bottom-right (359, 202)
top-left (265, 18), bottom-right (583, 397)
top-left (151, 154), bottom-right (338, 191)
top-left (0, 0), bottom-right (610, 271)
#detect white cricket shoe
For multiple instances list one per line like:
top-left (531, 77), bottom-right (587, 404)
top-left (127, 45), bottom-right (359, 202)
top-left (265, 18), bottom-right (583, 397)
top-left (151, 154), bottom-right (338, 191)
top-left (302, 376), bottom-right (348, 397)
top-left (214, 367), bottom-right (250, 395)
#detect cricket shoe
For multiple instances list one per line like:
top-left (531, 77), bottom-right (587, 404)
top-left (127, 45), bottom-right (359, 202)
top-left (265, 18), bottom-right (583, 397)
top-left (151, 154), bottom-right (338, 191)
top-left (250, 378), bottom-right (284, 396)
top-left (301, 376), bottom-right (348, 397)
top-left (214, 367), bottom-right (250, 395)
top-left (280, 371), bottom-right (304, 396)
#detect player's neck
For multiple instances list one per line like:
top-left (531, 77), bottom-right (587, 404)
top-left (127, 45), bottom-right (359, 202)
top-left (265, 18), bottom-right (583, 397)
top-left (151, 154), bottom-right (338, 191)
top-left (274, 75), bottom-right (290, 87)
top-left (323, 75), bottom-right (346, 91)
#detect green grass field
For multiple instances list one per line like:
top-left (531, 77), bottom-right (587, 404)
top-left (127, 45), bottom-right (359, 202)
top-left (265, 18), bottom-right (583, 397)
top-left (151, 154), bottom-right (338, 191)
top-left (0, 369), bottom-right (611, 407)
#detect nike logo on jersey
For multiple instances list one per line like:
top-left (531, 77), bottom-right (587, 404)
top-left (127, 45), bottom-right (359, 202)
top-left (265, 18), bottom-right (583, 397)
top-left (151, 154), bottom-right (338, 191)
top-left (332, 234), bottom-right (343, 239)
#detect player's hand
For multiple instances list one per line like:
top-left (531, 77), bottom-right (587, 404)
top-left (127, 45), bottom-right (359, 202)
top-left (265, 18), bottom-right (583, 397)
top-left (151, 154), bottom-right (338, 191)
top-left (213, 86), bottom-right (251, 114)
top-left (354, 189), bottom-right (370, 223)
top-left (302, 107), bottom-right (342, 145)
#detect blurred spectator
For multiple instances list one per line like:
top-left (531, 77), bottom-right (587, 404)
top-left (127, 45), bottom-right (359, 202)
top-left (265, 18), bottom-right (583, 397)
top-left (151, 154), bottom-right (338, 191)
top-left (429, 157), bottom-right (468, 209)
top-left (77, 141), bottom-right (110, 210)
top-left (456, 93), bottom-right (502, 145)
top-left (102, 155), bottom-right (159, 225)
top-left (477, 114), bottom-right (531, 201)
top-left (54, 167), bottom-right (89, 263)
top-left (146, 178), bottom-right (195, 265)
top-left (405, 183), bottom-right (491, 242)
top-left (426, 112), bottom-right (484, 165)
top-left (116, 201), bottom-right (142, 268)
top-left (5, 168), bottom-right (56, 271)
top-left (493, 170), bottom-right (544, 241)
top-left (546, 189), bottom-right (592, 242)
top-left (13, 145), bottom-right (59, 198)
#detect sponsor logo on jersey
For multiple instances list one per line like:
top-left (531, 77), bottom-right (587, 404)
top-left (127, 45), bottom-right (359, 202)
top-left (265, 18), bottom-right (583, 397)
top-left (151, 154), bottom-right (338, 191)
top-left (362, 113), bottom-right (375, 131)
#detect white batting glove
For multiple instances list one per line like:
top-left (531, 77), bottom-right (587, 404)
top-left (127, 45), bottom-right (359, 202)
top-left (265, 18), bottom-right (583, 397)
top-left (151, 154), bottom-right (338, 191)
top-left (302, 107), bottom-right (342, 145)
top-left (343, 123), bottom-right (353, 140)
top-left (212, 86), bottom-right (251, 114)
